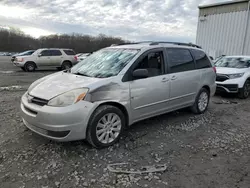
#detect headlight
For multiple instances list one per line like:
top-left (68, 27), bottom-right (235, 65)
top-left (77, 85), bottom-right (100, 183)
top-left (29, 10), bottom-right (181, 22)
top-left (17, 58), bottom-right (24, 62)
top-left (48, 88), bottom-right (88, 107)
top-left (228, 73), bottom-right (244, 79)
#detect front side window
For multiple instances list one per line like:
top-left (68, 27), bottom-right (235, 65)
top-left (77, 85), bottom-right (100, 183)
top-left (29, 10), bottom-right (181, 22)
top-left (51, 50), bottom-right (62, 56)
top-left (215, 57), bottom-right (250, 68)
top-left (134, 52), bottom-right (164, 77)
top-left (71, 48), bottom-right (139, 78)
top-left (191, 50), bottom-right (211, 69)
top-left (40, 50), bottom-right (51, 56)
top-left (167, 48), bottom-right (195, 73)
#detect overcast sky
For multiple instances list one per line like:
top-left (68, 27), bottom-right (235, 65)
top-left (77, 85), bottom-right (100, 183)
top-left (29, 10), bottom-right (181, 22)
top-left (0, 0), bottom-right (228, 42)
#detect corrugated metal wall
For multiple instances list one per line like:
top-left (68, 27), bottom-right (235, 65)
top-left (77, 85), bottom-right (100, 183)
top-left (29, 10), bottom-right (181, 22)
top-left (196, 11), bottom-right (249, 57)
top-left (199, 1), bottom-right (248, 16)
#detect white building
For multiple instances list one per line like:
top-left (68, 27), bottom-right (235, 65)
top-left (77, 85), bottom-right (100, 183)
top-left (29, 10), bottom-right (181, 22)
top-left (196, 0), bottom-right (250, 58)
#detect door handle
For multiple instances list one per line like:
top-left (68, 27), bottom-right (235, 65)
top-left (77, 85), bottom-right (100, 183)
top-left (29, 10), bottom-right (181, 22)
top-left (161, 77), bottom-right (169, 82)
top-left (171, 75), bottom-right (177, 80)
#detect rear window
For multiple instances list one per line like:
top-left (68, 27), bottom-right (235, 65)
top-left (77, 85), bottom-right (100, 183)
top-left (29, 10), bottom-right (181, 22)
top-left (191, 50), bottom-right (211, 69)
top-left (63, 50), bottom-right (76, 55)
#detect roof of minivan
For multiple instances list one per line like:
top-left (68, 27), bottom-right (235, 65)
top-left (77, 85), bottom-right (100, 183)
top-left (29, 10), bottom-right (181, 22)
top-left (107, 42), bottom-right (203, 51)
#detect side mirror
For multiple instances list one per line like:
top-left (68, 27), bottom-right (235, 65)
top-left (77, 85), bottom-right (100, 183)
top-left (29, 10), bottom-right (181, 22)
top-left (38, 54), bottom-right (42, 57)
top-left (133, 69), bottom-right (149, 79)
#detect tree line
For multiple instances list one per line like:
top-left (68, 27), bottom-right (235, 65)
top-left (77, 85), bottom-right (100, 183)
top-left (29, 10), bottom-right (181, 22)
top-left (0, 28), bottom-right (126, 53)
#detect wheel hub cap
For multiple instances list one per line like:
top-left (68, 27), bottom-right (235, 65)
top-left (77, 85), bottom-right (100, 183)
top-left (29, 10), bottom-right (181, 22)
top-left (198, 92), bottom-right (208, 111)
top-left (96, 113), bottom-right (122, 144)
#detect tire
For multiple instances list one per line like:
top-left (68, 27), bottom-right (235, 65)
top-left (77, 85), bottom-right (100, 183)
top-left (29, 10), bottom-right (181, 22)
top-left (61, 61), bottom-right (72, 70)
top-left (191, 88), bottom-right (210, 114)
top-left (87, 105), bottom-right (125, 148)
top-left (21, 67), bottom-right (26, 72)
top-left (238, 80), bottom-right (250, 99)
top-left (24, 62), bottom-right (36, 72)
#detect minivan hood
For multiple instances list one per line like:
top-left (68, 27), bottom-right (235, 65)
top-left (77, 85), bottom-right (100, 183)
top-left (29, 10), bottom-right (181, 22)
top-left (216, 67), bottom-right (248, 74)
top-left (29, 72), bottom-right (102, 100)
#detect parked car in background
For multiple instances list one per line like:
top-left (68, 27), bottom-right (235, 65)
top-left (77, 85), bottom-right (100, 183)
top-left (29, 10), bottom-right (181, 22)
top-left (11, 50), bottom-right (35, 62)
top-left (76, 53), bottom-right (91, 62)
top-left (215, 56), bottom-right (250, 98)
top-left (21, 42), bottom-right (216, 148)
top-left (214, 55), bottom-right (225, 63)
top-left (13, 48), bottom-right (77, 71)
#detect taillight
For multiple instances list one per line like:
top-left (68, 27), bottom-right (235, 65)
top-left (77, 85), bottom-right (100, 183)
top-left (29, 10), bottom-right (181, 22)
top-left (74, 56), bottom-right (77, 61)
top-left (213, 67), bottom-right (216, 73)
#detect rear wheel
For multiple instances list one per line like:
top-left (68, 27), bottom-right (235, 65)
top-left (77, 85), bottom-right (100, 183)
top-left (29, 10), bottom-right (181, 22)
top-left (238, 80), bottom-right (250, 99)
top-left (87, 105), bottom-right (125, 148)
top-left (191, 88), bottom-right (210, 114)
top-left (61, 61), bottom-right (72, 70)
top-left (24, 62), bottom-right (36, 72)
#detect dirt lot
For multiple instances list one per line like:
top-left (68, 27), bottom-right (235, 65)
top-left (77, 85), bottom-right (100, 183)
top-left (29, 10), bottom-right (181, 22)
top-left (0, 56), bottom-right (250, 188)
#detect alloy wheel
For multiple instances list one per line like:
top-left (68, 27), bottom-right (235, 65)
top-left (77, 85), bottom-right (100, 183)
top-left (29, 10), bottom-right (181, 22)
top-left (96, 113), bottom-right (122, 144)
top-left (198, 91), bottom-right (208, 112)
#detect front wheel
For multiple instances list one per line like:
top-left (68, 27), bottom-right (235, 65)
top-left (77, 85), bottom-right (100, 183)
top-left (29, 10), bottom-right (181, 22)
top-left (24, 62), bottom-right (36, 72)
top-left (87, 105), bottom-right (125, 148)
top-left (191, 88), bottom-right (210, 114)
top-left (238, 80), bottom-right (250, 99)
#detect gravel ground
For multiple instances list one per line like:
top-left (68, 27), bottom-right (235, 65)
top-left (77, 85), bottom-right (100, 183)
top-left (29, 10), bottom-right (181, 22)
top-left (1, 56), bottom-right (250, 188)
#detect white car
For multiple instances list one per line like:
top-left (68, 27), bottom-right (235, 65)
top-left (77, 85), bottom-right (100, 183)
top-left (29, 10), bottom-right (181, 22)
top-left (13, 48), bottom-right (77, 71)
top-left (215, 56), bottom-right (250, 98)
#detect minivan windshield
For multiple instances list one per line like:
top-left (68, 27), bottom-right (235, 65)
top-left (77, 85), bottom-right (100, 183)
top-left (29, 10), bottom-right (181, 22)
top-left (215, 57), bottom-right (250, 68)
top-left (71, 48), bottom-right (139, 78)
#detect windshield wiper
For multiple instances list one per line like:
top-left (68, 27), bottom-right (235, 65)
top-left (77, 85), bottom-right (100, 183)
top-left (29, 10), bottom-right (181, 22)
top-left (73, 72), bottom-right (92, 77)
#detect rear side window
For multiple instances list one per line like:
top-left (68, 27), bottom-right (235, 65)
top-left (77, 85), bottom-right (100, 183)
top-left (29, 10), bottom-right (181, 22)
top-left (166, 48), bottom-right (195, 73)
top-left (63, 50), bottom-right (76, 55)
top-left (50, 50), bottom-right (62, 56)
top-left (191, 50), bottom-right (211, 69)
top-left (40, 50), bottom-right (51, 56)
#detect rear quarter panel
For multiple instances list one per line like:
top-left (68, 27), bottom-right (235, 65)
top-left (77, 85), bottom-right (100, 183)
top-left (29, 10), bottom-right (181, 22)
top-left (200, 68), bottom-right (216, 96)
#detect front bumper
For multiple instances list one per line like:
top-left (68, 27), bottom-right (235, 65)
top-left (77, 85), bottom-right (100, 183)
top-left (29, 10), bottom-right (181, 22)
top-left (216, 83), bottom-right (239, 93)
top-left (13, 61), bottom-right (24, 67)
top-left (21, 93), bottom-right (96, 141)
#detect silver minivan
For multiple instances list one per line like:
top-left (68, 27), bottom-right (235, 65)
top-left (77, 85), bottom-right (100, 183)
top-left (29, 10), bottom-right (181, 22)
top-left (21, 42), bottom-right (216, 148)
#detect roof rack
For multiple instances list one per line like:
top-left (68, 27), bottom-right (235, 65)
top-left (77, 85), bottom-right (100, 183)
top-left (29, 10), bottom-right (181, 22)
top-left (110, 41), bottom-right (155, 46)
top-left (110, 41), bottom-right (202, 49)
top-left (149, 42), bottom-right (202, 49)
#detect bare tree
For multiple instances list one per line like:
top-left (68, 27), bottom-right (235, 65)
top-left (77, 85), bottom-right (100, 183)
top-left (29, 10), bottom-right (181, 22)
top-left (0, 28), bottom-right (126, 53)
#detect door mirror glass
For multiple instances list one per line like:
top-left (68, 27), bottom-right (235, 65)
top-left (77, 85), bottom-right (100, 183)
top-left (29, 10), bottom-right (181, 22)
top-left (133, 69), bottom-right (149, 79)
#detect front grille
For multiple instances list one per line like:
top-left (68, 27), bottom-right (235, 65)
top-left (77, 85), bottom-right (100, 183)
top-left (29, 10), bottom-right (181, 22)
top-left (31, 96), bottom-right (48, 106)
top-left (216, 74), bottom-right (229, 82)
